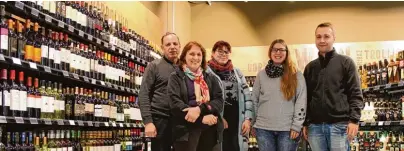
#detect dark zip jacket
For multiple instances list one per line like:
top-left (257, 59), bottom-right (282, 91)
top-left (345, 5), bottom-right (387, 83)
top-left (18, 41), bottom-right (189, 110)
top-left (303, 49), bottom-right (364, 125)
top-left (167, 67), bottom-right (224, 142)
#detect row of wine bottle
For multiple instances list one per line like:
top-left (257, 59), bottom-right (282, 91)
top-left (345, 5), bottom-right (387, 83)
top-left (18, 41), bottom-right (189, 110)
top-left (0, 126), bottom-right (149, 151)
top-left (0, 68), bottom-right (141, 123)
top-left (1, 9), bottom-right (147, 90)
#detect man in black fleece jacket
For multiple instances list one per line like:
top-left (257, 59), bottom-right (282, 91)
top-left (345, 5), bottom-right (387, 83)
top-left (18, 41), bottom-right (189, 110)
top-left (303, 22), bottom-right (364, 151)
top-left (139, 32), bottom-right (180, 151)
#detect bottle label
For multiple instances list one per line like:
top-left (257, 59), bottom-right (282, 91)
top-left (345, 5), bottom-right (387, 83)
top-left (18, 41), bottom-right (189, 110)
top-left (54, 49), bottom-right (61, 64)
top-left (56, 148), bottom-right (62, 151)
top-left (114, 144), bottom-right (121, 151)
top-left (35, 96), bottom-right (42, 109)
top-left (66, 50), bottom-right (71, 66)
top-left (59, 100), bottom-right (65, 111)
top-left (41, 45), bottom-right (49, 58)
top-left (110, 106), bottom-right (117, 119)
top-left (3, 90), bottom-right (10, 107)
top-left (49, 1), bottom-right (56, 14)
top-left (53, 99), bottom-right (59, 111)
top-left (67, 147), bottom-right (72, 151)
top-left (48, 97), bottom-right (55, 113)
top-left (27, 96), bottom-right (35, 108)
top-left (25, 45), bottom-right (34, 60)
top-left (50, 148), bottom-right (57, 151)
top-left (10, 37), bottom-right (17, 53)
top-left (62, 148), bottom-right (67, 151)
top-left (74, 103), bottom-right (80, 116)
top-left (65, 6), bottom-right (71, 19)
top-left (71, 7), bottom-right (77, 22)
top-left (102, 105), bottom-right (110, 118)
top-left (0, 91), bottom-right (2, 106)
top-left (49, 47), bottom-right (55, 60)
top-left (20, 90), bottom-right (27, 111)
top-left (10, 89), bottom-right (20, 111)
top-left (42, 96), bottom-right (48, 113)
top-left (65, 103), bottom-right (71, 117)
top-left (34, 47), bottom-right (42, 62)
top-left (1, 28), bottom-right (8, 50)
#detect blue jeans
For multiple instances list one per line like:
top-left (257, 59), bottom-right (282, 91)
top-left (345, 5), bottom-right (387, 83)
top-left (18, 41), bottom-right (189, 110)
top-left (255, 128), bottom-right (300, 151)
top-left (307, 123), bottom-right (349, 151)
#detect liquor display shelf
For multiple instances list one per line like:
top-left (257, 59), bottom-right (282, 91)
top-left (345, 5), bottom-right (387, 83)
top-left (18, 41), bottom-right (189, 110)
top-left (0, 116), bottom-right (144, 128)
top-left (362, 81), bottom-right (404, 94)
top-left (359, 120), bottom-right (404, 127)
top-left (3, 1), bottom-right (148, 67)
top-left (0, 54), bottom-right (139, 95)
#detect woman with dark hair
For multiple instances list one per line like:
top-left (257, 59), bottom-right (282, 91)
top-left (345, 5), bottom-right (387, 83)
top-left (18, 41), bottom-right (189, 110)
top-left (206, 40), bottom-right (254, 151)
top-left (251, 39), bottom-right (307, 151)
top-left (167, 41), bottom-right (224, 151)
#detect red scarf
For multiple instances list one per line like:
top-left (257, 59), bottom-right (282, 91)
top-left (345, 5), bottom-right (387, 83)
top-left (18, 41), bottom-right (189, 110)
top-left (208, 59), bottom-right (234, 72)
top-left (183, 66), bottom-right (210, 104)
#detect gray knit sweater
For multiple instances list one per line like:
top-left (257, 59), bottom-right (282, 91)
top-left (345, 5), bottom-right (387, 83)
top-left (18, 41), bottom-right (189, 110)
top-left (252, 70), bottom-right (307, 132)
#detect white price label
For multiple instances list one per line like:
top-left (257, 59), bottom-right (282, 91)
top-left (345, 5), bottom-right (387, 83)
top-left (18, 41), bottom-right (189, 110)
top-left (69, 120), bottom-right (75, 125)
top-left (79, 30), bottom-right (84, 37)
top-left (68, 25), bottom-right (74, 32)
top-left (29, 62), bottom-right (37, 69)
top-left (12, 57), bottom-right (21, 65)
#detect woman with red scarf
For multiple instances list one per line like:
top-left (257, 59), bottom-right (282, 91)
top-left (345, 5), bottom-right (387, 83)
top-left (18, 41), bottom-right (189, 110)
top-left (206, 40), bottom-right (254, 151)
top-left (167, 41), bottom-right (224, 151)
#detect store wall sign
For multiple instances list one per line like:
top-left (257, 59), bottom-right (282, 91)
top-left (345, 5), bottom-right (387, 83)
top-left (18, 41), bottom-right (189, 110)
top-left (206, 40), bottom-right (404, 76)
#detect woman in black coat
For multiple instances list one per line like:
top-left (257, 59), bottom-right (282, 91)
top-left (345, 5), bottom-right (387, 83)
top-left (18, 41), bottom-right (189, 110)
top-left (167, 41), bottom-right (224, 151)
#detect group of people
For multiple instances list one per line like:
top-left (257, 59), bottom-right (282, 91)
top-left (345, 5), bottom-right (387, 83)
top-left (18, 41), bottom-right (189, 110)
top-left (138, 22), bottom-right (364, 151)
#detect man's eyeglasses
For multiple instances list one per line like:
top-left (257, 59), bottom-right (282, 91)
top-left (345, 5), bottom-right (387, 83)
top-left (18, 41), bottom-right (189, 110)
top-left (271, 48), bottom-right (287, 53)
top-left (217, 50), bottom-right (230, 55)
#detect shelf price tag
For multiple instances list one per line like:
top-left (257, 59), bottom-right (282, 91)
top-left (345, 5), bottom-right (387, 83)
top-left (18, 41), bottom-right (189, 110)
top-left (126, 123), bottom-right (131, 127)
top-left (83, 76), bottom-right (90, 82)
top-left (111, 45), bottom-right (115, 51)
top-left (12, 57), bottom-right (22, 65)
top-left (112, 123), bottom-right (117, 127)
top-left (45, 15), bottom-right (52, 23)
top-left (94, 122), bottom-right (100, 127)
top-left (104, 43), bottom-right (108, 48)
top-left (374, 86), bottom-right (380, 90)
top-left (120, 86), bottom-right (124, 91)
top-left (79, 30), bottom-right (84, 37)
top-left (87, 34), bottom-right (93, 41)
top-left (360, 122), bottom-right (366, 127)
top-left (31, 9), bottom-right (39, 17)
top-left (378, 121), bottom-right (383, 126)
top-left (399, 81), bottom-right (404, 87)
top-left (57, 120), bottom-right (64, 125)
top-left (385, 121), bottom-right (391, 126)
top-left (112, 84), bottom-right (117, 89)
top-left (104, 122), bottom-right (109, 127)
top-left (0, 116), bottom-right (6, 123)
top-left (62, 71), bottom-right (69, 77)
top-left (370, 122), bottom-right (376, 126)
top-left (0, 54), bottom-right (4, 61)
top-left (78, 120), bottom-right (84, 126)
top-left (119, 49), bottom-right (122, 54)
top-left (29, 118), bottom-right (38, 124)
top-left (400, 120), bottom-right (404, 125)
top-left (68, 25), bottom-right (74, 32)
top-left (15, 1), bottom-right (24, 10)
top-left (72, 73), bottom-right (80, 79)
top-left (126, 88), bottom-right (130, 92)
top-left (91, 79), bottom-right (97, 84)
top-left (96, 39), bottom-right (101, 44)
top-left (58, 21), bottom-right (64, 28)
top-left (15, 117), bottom-right (24, 124)
top-left (87, 121), bottom-right (93, 127)
top-left (29, 62), bottom-right (38, 69)
top-left (131, 54), bottom-right (135, 59)
top-left (44, 119), bottom-right (52, 125)
top-left (44, 66), bottom-right (51, 73)
top-left (106, 82), bottom-right (112, 88)
top-left (119, 123), bottom-right (124, 127)
top-left (69, 120), bottom-right (75, 125)
top-left (100, 81), bottom-right (105, 86)
top-left (385, 83), bottom-right (392, 88)
top-left (364, 88), bottom-right (369, 92)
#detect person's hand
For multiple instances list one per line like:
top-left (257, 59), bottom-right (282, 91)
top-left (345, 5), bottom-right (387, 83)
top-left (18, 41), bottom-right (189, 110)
top-left (346, 122), bottom-right (359, 142)
top-left (145, 123), bottom-right (157, 138)
top-left (241, 120), bottom-right (251, 136)
top-left (303, 126), bottom-right (308, 141)
top-left (290, 130), bottom-right (300, 139)
top-left (183, 107), bottom-right (201, 123)
top-left (202, 114), bottom-right (218, 126)
top-left (223, 118), bottom-right (228, 129)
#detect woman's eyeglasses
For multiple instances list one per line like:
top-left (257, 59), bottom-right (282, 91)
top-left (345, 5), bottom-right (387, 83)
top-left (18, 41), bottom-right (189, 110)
top-left (271, 48), bottom-right (287, 53)
top-left (217, 50), bottom-right (230, 55)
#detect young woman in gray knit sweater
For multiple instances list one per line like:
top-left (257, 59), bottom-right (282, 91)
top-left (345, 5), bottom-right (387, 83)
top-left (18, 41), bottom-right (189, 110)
top-left (251, 39), bottom-right (307, 151)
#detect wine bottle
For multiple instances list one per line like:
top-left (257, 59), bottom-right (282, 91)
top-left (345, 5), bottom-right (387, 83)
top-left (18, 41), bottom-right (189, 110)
top-left (0, 5), bottom-right (8, 56)
top-left (1, 69), bottom-right (10, 116)
top-left (18, 71), bottom-right (27, 117)
top-left (9, 70), bottom-right (20, 117)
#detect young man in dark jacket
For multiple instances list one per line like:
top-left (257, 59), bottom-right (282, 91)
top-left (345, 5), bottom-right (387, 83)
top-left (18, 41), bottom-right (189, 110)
top-left (139, 32), bottom-right (180, 151)
top-left (302, 22), bottom-right (364, 151)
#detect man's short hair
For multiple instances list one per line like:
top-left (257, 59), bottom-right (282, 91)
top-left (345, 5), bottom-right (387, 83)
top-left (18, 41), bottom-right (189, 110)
top-left (161, 32), bottom-right (180, 44)
top-left (316, 22), bottom-right (335, 34)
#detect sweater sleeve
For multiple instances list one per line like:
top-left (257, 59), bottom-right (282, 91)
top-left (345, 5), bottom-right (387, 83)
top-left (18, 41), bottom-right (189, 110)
top-left (344, 58), bottom-right (364, 123)
top-left (236, 68), bottom-right (254, 121)
top-left (302, 65), bottom-right (311, 126)
top-left (290, 72), bottom-right (307, 133)
top-left (167, 73), bottom-right (190, 119)
top-left (138, 62), bottom-right (156, 124)
top-left (251, 71), bottom-right (261, 125)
